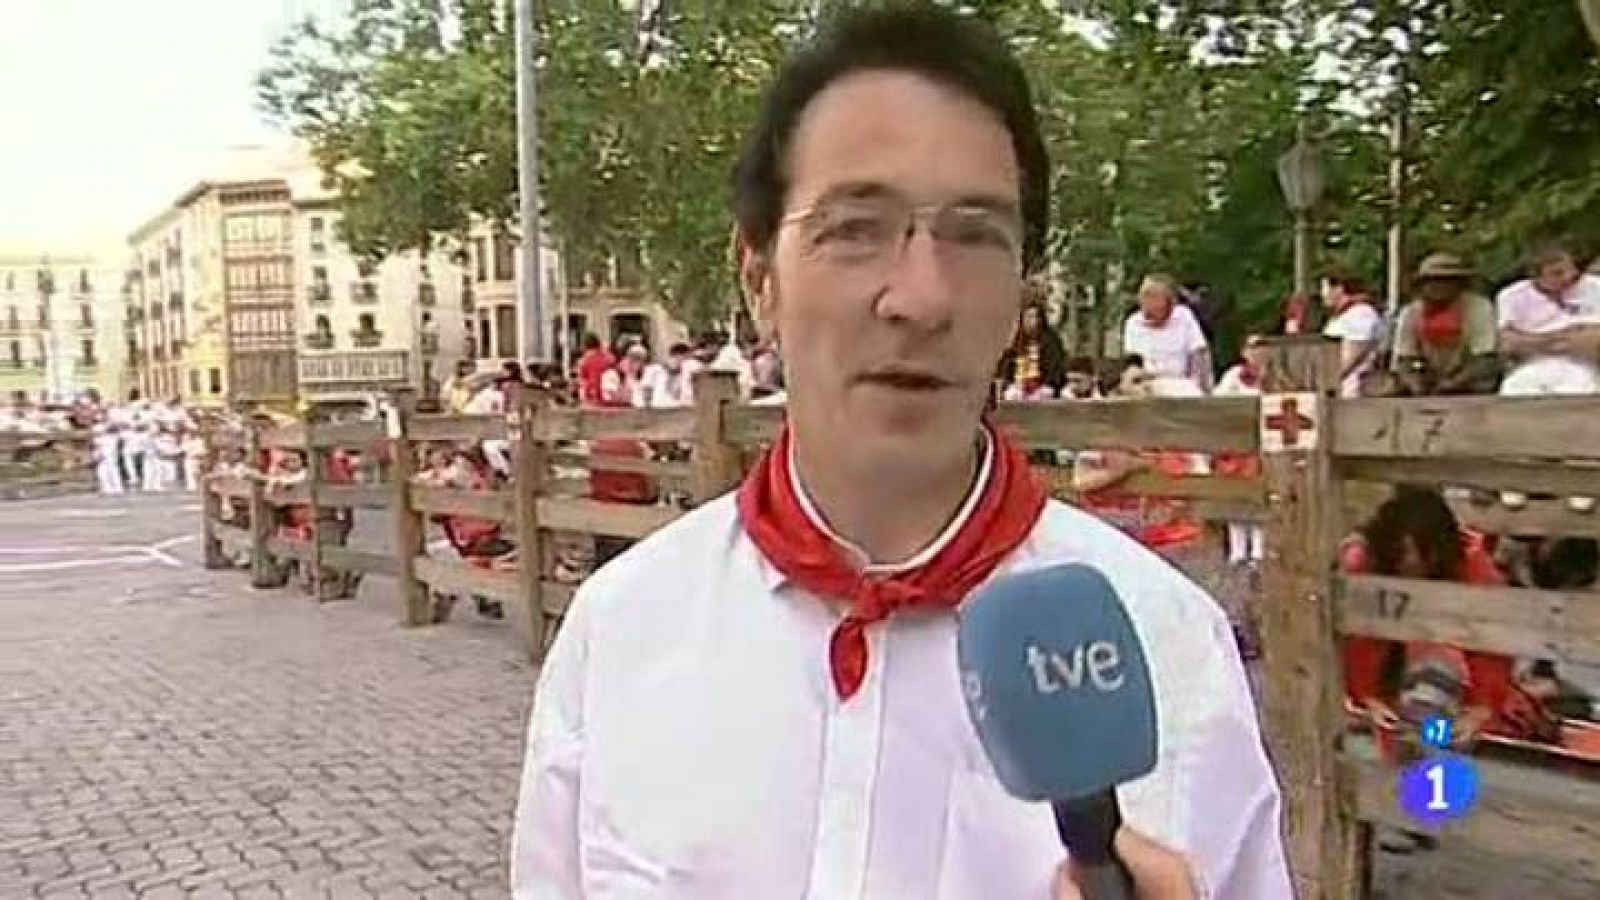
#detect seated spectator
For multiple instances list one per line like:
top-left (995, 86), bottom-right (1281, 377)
top-left (1389, 252), bottom-right (1500, 396)
top-left (997, 300), bottom-right (1066, 398)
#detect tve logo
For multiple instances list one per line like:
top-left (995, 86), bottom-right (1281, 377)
top-left (1025, 640), bottom-right (1126, 694)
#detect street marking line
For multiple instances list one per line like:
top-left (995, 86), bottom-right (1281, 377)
top-left (0, 556), bottom-right (153, 574)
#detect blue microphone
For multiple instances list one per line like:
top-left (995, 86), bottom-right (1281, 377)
top-left (957, 563), bottom-right (1160, 900)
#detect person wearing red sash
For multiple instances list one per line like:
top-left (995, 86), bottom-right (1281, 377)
top-left (513, 8), bottom-right (1287, 898)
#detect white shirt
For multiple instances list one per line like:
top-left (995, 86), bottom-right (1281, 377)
top-left (512, 472), bottom-right (1289, 899)
top-left (1322, 302), bottom-right (1385, 398)
top-left (464, 385), bottom-right (506, 416)
top-left (1496, 274), bottom-right (1600, 335)
top-left (1212, 365), bottom-right (1261, 398)
top-left (1121, 305), bottom-right (1209, 381)
top-left (710, 344), bottom-right (755, 399)
top-left (642, 362), bottom-right (697, 409)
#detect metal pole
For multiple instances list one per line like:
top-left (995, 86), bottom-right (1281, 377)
top-left (1385, 89), bottom-right (1406, 316)
top-left (1293, 211), bottom-right (1311, 300)
top-left (514, 0), bottom-right (547, 365)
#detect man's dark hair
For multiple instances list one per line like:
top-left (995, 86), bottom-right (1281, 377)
top-left (1528, 240), bottom-right (1583, 274)
top-left (582, 332), bottom-right (602, 352)
top-left (1363, 485), bottom-right (1464, 580)
top-left (732, 2), bottom-right (1049, 272)
top-left (668, 342), bottom-right (692, 356)
top-left (1324, 269), bottom-right (1371, 298)
top-left (1065, 355), bottom-right (1095, 376)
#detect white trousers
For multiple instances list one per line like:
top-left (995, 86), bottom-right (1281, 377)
top-left (1227, 523), bottom-right (1264, 564)
top-left (96, 458), bottom-right (124, 495)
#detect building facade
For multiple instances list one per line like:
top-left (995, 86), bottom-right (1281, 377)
top-left (0, 253), bottom-right (123, 406)
top-left (293, 198), bottom-right (467, 403)
top-left (125, 146), bottom-right (469, 408)
top-left (462, 221), bottom-right (688, 372)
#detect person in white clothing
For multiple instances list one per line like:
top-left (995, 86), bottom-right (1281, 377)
top-left (511, 8), bottom-right (1287, 900)
top-left (1320, 272), bottom-right (1385, 398)
top-left (708, 335), bottom-right (755, 399)
top-left (92, 424), bottom-right (124, 495)
top-left (122, 421), bottom-right (150, 492)
top-left (1495, 244), bottom-right (1600, 510)
top-left (465, 373), bottom-right (515, 477)
top-left (1121, 276), bottom-right (1212, 391)
top-left (1212, 337), bottom-right (1267, 569)
top-left (642, 342), bottom-right (700, 409)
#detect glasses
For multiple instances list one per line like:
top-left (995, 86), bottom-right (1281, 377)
top-left (781, 195), bottom-right (1024, 281)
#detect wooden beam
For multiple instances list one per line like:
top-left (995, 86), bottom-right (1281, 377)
top-left (548, 450), bottom-right (693, 481)
top-left (692, 371), bottom-right (746, 504)
top-left (308, 420), bottom-right (386, 449)
top-left (511, 386), bottom-right (550, 661)
top-left (1335, 573), bottom-right (1600, 667)
top-left (413, 555), bottom-right (522, 604)
top-left (387, 392), bottom-right (429, 626)
top-left (316, 484), bottom-right (391, 510)
top-left (540, 581), bottom-right (576, 617)
top-left (1344, 487), bottom-right (1600, 539)
top-left (321, 547), bottom-right (400, 578)
top-left (264, 536), bottom-right (313, 563)
top-left (1340, 455), bottom-right (1600, 497)
top-left (724, 404), bottom-right (784, 446)
top-left (258, 422), bottom-right (307, 449)
top-left (1335, 395), bottom-right (1600, 461)
top-left (262, 484), bottom-right (311, 507)
top-left (533, 406), bottom-right (697, 443)
top-left (246, 424), bottom-right (274, 589)
top-left (1343, 745), bottom-right (1600, 883)
top-left (1255, 336), bottom-right (1361, 900)
top-left (213, 523), bottom-right (251, 555)
top-left (536, 497), bottom-right (681, 539)
top-left (210, 476), bottom-right (254, 501)
top-left (408, 414), bottom-right (507, 444)
top-left (409, 486), bottom-right (514, 522)
top-left (995, 397), bottom-right (1259, 453)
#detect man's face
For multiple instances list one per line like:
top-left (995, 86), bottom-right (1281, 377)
top-left (1138, 285), bottom-right (1174, 324)
top-left (1242, 342), bottom-right (1268, 372)
top-left (1535, 255), bottom-right (1581, 300)
top-left (664, 351), bottom-right (684, 373)
top-left (1064, 372), bottom-right (1094, 399)
top-left (1320, 279), bottom-right (1343, 310)
top-left (743, 70), bottom-right (1023, 470)
top-left (1418, 278), bottom-right (1461, 305)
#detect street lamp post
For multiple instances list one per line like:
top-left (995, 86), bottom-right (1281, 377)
top-left (1276, 124), bottom-right (1327, 300)
top-left (514, 0), bottom-right (547, 366)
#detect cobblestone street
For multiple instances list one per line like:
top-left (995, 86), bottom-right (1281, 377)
top-left (0, 491), bottom-right (1592, 899)
top-left (1, 493), bottom-right (535, 899)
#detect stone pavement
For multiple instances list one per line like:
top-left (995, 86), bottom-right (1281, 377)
top-left (1, 491), bottom-right (1592, 899)
top-left (1, 492), bottom-right (535, 899)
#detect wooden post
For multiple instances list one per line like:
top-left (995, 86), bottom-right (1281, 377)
top-left (1256, 335), bottom-right (1361, 900)
top-left (509, 383), bottom-right (550, 661)
top-left (246, 419), bottom-right (275, 589)
top-left (303, 414), bottom-right (327, 601)
top-left (200, 427), bottom-right (227, 570)
top-left (386, 390), bottom-right (428, 626)
top-left (691, 370), bottom-right (745, 504)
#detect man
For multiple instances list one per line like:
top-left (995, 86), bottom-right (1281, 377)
top-left (442, 360), bottom-right (479, 414)
top-left (642, 342), bottom-right (699, 409)
top-left (1120, 275), bottom-right (1212, 391)
top-left (464, 370), bottom-right (516, 477)
top-left (1389, 252), bottom-right (1499, 396)
top-left (1495, 242), bottom-right (1600, 395)
top-left (1320, 272), bottom-right (1384, 398)
top-left (708, 331), bottom-right (756, 399)
top-left (1062, 355), bottom-right (1098, 400)
top-left (512, 7), bottom-right (1286, 899)
top-left (574, 333), bottom-right (615, 407)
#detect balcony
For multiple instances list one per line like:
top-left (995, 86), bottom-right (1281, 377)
top-left (305, 332), bottom-right (334, 350)
top-left (420, 332), bottom-right (439, 355)
top-left (351, 282), bottom-right (378, 305)
top-left (297, 348), bottom-right (409, 389)
top-left (307, 284), bottom-right (331, 306)
top-left (418, 283), bottom-right (437, 307)
top-left (350, 328), bottom-right (383, 349)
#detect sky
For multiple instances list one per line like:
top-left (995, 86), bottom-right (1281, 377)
top-left (0, 0), bottom-right (343, 256)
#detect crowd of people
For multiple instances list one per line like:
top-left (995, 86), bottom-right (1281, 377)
top-left (1, 392), bottom-right (207, 497)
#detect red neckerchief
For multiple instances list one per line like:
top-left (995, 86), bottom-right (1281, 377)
top-left (736, 420), bottom-right (1047, 701)
top-left (1238, 362), bottom-right (1261, 389)
top-left (1418, 300), bottom-right (1465, 348)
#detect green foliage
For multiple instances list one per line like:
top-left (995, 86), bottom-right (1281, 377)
top-left (258, 0), bottom-right (1600, 346)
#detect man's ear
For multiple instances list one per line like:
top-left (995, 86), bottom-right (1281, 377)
top-left (738, 236), bottom-right (778, 341)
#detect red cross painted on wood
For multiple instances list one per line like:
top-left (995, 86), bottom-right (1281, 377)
top-left (1265, 395), bottom-right (1315, 448)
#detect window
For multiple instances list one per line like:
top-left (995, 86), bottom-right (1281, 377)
top-left (79, 304), bottom-right (93, 328)
top-left (494, 305), bottom-right (517, 358)
top-left (78, 269), bottom-right (90, 293)
top-left (5, 307), bottom-right (16, 329)
top-left (312, 265), bottom-right (329, 286)
top-left (3, 273), bottom-right (12, 291)
top-left (493, 232), bottom-right (515, 282)
top-left (80, 339), bottom-right (96, 365)
top-left (420, 311), bottom-right (435, 330)
top-left (611, 312), bottom-right (651, 348)
top-left (7, 341), bottom-right (19, 368)
top-left (472, 238), bottom-right (488, 283)
top-left (356, 259), bottom-right (376, 279)
top-left (477, 314), bottom-right (491, 360)
top-left (314, 314), bottom-right (332, 335)
top-left (309, 217), bottom-right (326, 252)
top-left (357, 313), bottom-right (376, 332)
top-left (208, 367), bottom-right (222, 395)
top-left (189, 369), bottom-right (201, 397)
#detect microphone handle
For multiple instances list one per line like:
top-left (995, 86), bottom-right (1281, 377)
top-left (1052, 791), bottom-right (1135, 900)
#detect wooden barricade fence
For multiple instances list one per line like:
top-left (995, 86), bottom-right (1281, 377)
top-left (196, 343), bottom-right (1600, 898)
top-left (0, 429), bottom-right (95, 500)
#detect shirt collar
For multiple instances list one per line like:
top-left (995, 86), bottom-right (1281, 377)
top-left (754, 426), bottom-right (996, 591)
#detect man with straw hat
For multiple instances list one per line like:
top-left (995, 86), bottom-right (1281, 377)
top-left (1389, 251), bottom-right (1500, 396)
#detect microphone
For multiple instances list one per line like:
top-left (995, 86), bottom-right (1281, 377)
top-left (957, 563), bottom-right (1159, 900)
